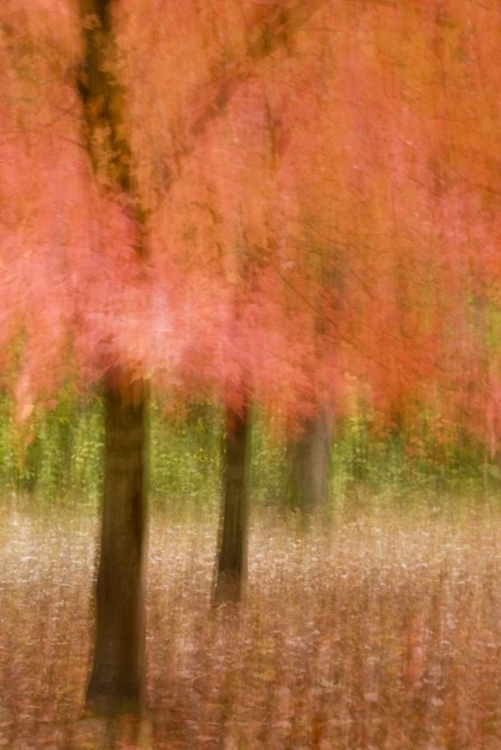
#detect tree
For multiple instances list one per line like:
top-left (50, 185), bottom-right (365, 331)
top-left (215, 403), bottom-right (252, 603)
top-left (74, 0), bottom-right (333, 701)
top-left (55, 0), bottom-right (335, 693)
top-left (286, 408), bottom-right (334, 510)
top-left (71, 0), bottom-right (151, 714)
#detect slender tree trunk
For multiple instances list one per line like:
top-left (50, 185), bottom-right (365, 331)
top-left (286, 408), bottom-right (333, 510)
top-left (214, 404), bottom-right (251, 603)
top-left (86, 376), bottom-right (148, 715)
top-left (22, 433), bottom-right (42, 496)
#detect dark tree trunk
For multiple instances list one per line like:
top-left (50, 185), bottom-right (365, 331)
top-left (214, 404), bottom-right (251, 603)
top-left (86, 378), bottom-right (148, 715)
top-left (21, 432), bottom-right (42, 496)
top-left (77, 2), bottom-right (150, 716)
top-left (286, 408), bottom-right (334, 510)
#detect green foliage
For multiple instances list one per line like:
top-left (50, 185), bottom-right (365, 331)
top-left (150, 400), bottom-right (221, 511)
top-left (332, 415), bottom-right (488, 503)
top-left (249, 413), bottom-right (286, 506)
top-left (0, 396), bottom-right (493, 508)
top-left (0, 394), bottom-right (103, 504)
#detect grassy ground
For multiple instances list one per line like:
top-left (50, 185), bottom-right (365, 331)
top-left (1, 499), bottom-right (501, 748)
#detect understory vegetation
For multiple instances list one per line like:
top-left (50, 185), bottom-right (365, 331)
top-left (0, 395), bottom-right (493, 510)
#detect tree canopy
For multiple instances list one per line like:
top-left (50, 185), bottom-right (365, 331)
top-left (1, 0), bottom-right (501, 447)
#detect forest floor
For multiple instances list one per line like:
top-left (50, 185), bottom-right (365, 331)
top-left (1, 497), bottom-right (501, 749)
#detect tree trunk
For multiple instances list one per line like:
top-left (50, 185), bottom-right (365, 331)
top-left (86, 377), bottom-right (148, 715)
top-left (214, 404), bottom-right (251, 603)
top-left (77, 1), bottom-right (150, 716)
top-left (286, 408), bottom-right (333, 510)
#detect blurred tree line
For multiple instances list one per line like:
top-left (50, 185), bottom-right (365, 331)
top-left (1, 394), bottom-right (492, 511)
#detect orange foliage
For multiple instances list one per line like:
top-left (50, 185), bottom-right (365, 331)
top-left (1, 0), bottom-right (501, 443)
